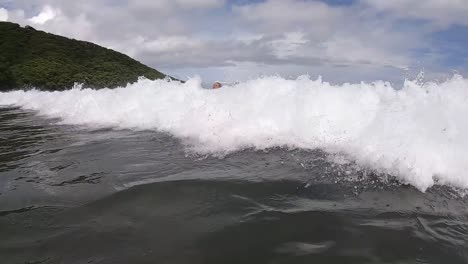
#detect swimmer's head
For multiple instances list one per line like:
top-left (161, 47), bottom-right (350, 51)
top-left (212, 82), bottom-right (222, 89)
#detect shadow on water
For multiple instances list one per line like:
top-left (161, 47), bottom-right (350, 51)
top-left (1, 180), bottom-right (468, 264)
top-left (0, 107), bottom-right (65, 172)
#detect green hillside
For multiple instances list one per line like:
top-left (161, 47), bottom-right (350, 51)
top-left (0, 22), bottom-right (169, 91)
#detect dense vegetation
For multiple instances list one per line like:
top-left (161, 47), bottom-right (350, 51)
top-left (0, 22), bottom-right (169, 91)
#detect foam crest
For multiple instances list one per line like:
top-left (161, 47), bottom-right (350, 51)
top-left (1, 75), bottom-right (468, 191)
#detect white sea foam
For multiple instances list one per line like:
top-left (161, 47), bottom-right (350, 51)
top-left (1, 75), bottom-right (467, 191)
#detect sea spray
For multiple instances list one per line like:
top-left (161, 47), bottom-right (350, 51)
top-left (1, 75), bottom-right (467, 191)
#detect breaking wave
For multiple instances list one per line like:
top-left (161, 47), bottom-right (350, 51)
top-left (1, 75), bottom-right (468, 191)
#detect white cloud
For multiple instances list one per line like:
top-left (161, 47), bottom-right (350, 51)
top-left (234, 0), bottom-right (342, 34)
top-left (363, 0), bottom-right (468, 28)
top-left (142, 36), bottom-right (203, 54)
top-left (4, 4), bottom-right (96, 42)
top-left (0, 7), bottom-right (8, 21)
top-left (175, 0), bottom-right (224, 9)
top-left (232, 0), bottom-right (413, 69)
top-left (1, 0), bottom-right (463, 83)
top-left (268, 32), bottom-right (309, 59)
top-left (321, 36), bottom-right (409, 69)
top-left (28, 5), bottom-right (57, 24)
top-left (130, 0), bottom-right (224, 11)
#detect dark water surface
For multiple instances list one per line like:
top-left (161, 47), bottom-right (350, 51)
top-left (1, 107), bottom-right (468, 264)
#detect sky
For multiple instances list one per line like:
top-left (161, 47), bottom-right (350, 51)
top-left (0, 0), bottom-right (467, 84)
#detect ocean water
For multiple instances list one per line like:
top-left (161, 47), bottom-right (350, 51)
top-left (1, 76), bottom-right (468, 263)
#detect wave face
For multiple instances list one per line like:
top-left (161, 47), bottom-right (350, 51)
top-left (1, 75), bottom-right (467, 191)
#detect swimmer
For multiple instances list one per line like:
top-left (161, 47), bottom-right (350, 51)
top-left (212, 82), bottom-right (222, 89)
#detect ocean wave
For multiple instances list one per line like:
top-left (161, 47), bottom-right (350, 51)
top-left (1, 75), bottom-right (467, 191)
